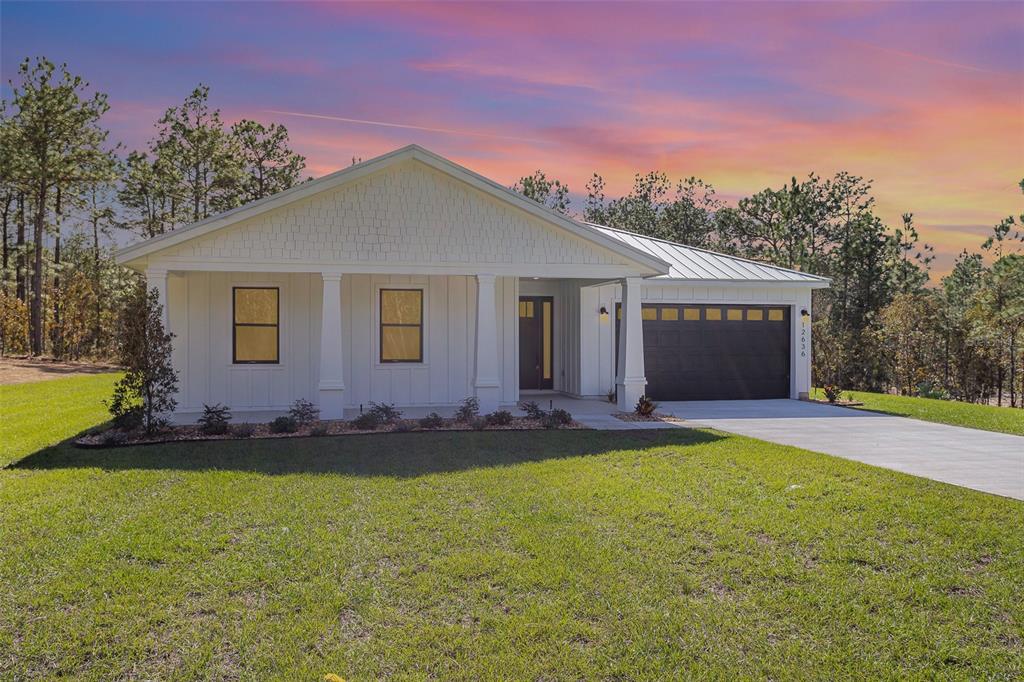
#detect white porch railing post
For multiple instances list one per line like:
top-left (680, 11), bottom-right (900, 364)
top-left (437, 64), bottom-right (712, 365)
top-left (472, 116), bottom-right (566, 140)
top-left (616, 277), bottom-right (646, 411)
top-left (319, 271), bottom-right (346, 419)
top-left (474, 273), bottom-right (501, 413)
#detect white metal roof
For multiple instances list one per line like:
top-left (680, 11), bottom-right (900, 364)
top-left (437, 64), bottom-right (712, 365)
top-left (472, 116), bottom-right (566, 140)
top-left (584, 223), bottom-right (830, 286)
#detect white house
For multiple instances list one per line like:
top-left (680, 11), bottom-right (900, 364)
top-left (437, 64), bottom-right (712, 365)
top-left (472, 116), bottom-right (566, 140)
top-left (116, 144), bottom-right (829, 421)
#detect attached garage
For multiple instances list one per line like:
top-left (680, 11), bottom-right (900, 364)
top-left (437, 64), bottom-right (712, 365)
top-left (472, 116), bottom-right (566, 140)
top-left (631, 304), bottom-right (791, 401)
top-left (591, 224), bottom-right (829, 403)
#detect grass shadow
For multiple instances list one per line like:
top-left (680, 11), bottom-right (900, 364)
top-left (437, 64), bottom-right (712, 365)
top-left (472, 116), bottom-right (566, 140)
top-left (12, 428), bottom-right (724, 478)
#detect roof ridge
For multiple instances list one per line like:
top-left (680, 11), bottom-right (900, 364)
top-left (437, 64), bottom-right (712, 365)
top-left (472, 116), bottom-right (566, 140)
top-left (583, 222), bottom-right (829, 281)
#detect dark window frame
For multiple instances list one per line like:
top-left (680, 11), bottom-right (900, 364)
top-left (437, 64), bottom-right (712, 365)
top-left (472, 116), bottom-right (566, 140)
top-left (379, 288), bottom-right (424, 364)
top-left (232, 286), bottom-right (280, 364)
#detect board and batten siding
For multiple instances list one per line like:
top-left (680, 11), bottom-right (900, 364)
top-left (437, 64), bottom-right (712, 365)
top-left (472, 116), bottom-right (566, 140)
top-left (167, 272), bottom-right (517, 415)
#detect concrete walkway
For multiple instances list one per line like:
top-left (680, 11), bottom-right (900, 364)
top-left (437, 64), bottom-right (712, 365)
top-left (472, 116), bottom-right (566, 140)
top-left (657, 399), bottom-right (1024, 500)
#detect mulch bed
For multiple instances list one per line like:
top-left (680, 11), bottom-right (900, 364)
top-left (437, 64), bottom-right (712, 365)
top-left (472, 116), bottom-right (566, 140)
top-left (808, 399), bottom-right (864, 407)
top-left (613, 412), bottom-right (687, 424)
top-left (75, 417), bottom-right (585, 448)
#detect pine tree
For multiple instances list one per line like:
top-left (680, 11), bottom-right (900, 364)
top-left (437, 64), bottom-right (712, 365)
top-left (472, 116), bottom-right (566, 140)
top-left (231, 119), bottom-right (306, 203)
top-left (152, 85), bottom-right (243, 222)
top-left (4, 57), bottom-right (115, 354)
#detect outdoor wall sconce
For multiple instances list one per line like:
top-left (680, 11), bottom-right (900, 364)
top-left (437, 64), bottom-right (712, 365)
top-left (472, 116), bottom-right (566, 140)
top-left (800, 308), bottom-right (810, 322)
top-left (599, 306), bottom-right (609, 317)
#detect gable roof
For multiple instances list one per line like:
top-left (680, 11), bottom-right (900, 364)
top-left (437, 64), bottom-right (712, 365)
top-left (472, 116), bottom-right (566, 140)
top-left (585, 223), bottom-right (831, 286)
top-left (116, 144), bottom-right (669, 274)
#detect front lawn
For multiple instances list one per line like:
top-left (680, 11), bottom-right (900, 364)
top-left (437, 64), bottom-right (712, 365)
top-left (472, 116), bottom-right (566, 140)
top-left (0, 372), bottom-right (121, 467)
top-left (813, 387), bottom-right (1024, 436)
top-left (2, 377), bottom-right (1022, 679)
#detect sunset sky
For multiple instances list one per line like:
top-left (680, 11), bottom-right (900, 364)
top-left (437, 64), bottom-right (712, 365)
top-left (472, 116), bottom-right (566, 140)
top-left (3, 1), bottom-right (1022, 275)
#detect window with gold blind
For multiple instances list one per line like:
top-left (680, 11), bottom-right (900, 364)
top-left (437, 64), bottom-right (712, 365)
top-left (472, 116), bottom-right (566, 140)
top-left (233, 287), bottom-right (279, 363)
top-left (380, 289), bottom-right (423, 363)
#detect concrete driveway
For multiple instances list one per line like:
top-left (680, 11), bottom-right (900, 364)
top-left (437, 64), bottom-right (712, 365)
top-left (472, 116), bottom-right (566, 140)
top-left (659, 399), bottom-right (1024, 500)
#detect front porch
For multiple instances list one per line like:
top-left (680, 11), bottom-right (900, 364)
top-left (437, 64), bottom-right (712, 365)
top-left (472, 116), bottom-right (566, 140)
top-left (149, 268), bottom-right (649, 423)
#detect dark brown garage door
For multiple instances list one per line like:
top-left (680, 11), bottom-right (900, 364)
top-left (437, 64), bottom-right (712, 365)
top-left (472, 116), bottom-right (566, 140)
top-left (618, 304), bottom-right (791, 401)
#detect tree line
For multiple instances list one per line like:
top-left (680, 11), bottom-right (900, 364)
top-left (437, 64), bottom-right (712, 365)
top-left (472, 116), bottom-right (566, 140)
top-left (2, 56), bottom-right (1021, 406)
top-left (514, 170), bottom-right (1024, 406)
top-left (1, 58), bottom-right (306, 359)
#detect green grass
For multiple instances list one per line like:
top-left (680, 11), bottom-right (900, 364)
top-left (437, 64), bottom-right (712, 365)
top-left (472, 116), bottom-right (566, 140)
top-left (813, 387), bottom-right (1024, 436)
top-left (0, 372), bottom-right (121, 467)
top-left (1, 377), bottom-right (1022, 679)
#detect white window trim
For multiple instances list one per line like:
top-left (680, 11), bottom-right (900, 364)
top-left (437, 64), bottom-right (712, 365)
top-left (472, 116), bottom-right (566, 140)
top-left (373, 282), bottom-right (429, 368)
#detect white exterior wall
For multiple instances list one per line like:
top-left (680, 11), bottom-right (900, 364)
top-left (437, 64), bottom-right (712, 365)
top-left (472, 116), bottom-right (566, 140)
top-left (577, 281), bottom-right (815, 400)
top-left (167, 271), bottom-right (517, 417)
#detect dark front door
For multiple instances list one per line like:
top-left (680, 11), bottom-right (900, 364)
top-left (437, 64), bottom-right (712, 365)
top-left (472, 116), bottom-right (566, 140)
top-left (618, 304), bottom-right (790, 400)
top-left (519, 296), bottom-right (553, 390)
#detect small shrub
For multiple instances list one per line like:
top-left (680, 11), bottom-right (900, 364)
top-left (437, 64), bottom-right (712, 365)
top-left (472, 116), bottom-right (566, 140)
top-left (454, 396), bottom-right (480, 422)
top-left (470, 416), bottom-right (488, 431)
top-left (916, 381), bottom-right (947, 400)
top-left (269, 415), bottom-right (298, 434)
top-left (607, 390), bottom-right (617, 404)
top-left (233, 423), bottom-right (257, 438)
top-left (367, 401), bottom-right (402, 425)
top-left (351, 412), bottom-right (380, 431)
top-left (310, 423), bottom-right (329, 437)
top-left (543, 408), bottom-right (573, 429)
top-left (288, 398), bottom-right (320, 425)
top-left (518, 400), bottom-right (546, 420)
top-left (822, 384), bottom-right (843, 403)
top-left (486, 410), bottom-right (514, 426)
top-left (635, 395), bottom-right (657, 417)
top-left (393, 420), bottom-right (414, 433)
top-left (419, 412), bottom-right (446, 429)
top-left (198, 403), bottom-right (232, 435)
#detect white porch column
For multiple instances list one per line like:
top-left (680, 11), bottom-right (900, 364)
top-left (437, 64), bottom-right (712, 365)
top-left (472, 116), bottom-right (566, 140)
top-left (473, 273), bottom-right (501, 413)
top-left (616, 277), bottom-right (647, 411)
top-left (146, 267), bottom-right (169, 330)
top-left (318, 271), bottom-right (346, 419)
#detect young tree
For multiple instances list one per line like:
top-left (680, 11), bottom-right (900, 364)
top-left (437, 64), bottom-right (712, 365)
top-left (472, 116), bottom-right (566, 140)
top-left (513, 170), bottom-right (570, 214)
top-left (231, 119), bottom-right (306, 203)
top-left (4, 58), bottom-right (115, 354)
top-left (108, 281), bottom-right (178, 433)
